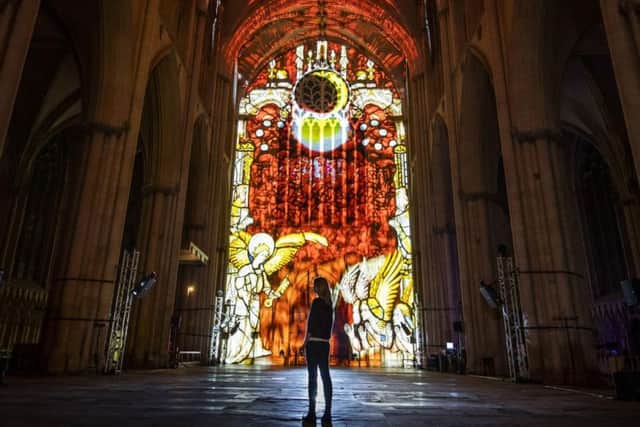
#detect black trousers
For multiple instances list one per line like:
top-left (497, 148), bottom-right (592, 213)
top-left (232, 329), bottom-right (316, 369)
top-left (306, 341), bottom-right (332, 415)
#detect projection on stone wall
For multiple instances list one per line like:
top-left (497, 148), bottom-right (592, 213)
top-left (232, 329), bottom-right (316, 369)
top-left (222, 41), bottom-right (416, 367)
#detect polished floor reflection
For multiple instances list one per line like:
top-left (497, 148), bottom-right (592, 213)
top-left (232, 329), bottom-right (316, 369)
top-left (1, 366), bottom-right (638, 426)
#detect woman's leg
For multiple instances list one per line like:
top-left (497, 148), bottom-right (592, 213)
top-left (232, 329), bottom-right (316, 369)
top-left (306, 343), bottom-right (320, 417)
top-left (318, 343), bottom-right (332, 417)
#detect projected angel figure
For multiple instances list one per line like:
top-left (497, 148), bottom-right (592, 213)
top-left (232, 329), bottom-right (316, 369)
top-left (338, 250), bottom-right (415, 357)
top-left (224, 231), bottom-right (328, 364)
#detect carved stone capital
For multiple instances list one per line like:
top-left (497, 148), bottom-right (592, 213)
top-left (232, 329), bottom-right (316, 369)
top-left (511, 127), bottom-right (563, 144)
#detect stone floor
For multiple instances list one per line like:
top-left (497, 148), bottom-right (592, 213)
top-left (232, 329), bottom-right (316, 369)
top-left (1, 366), bottom-right (638, 426)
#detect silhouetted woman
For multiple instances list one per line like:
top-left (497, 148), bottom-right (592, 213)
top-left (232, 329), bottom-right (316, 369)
top-left (302, 276), bottom-right (334, 426)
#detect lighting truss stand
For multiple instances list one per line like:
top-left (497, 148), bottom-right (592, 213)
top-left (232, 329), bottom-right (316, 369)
top-left (209, 293), bottom-right (224, 364)
top-left (496, 255), bottom-right (529, 382)
top-left (413, 296), bottom-right (426, 368)
top-left (104, 249), bottom-right (140, 374)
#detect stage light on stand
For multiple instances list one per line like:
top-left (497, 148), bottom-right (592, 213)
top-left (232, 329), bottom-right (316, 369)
top-left (479, 280), bottom-right (500, 309)
top-left (131, 272), bottom-right (158, 298)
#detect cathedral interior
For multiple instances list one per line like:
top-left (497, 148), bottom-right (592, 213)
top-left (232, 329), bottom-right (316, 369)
top-left (1, 0), bottom-right (640, 425)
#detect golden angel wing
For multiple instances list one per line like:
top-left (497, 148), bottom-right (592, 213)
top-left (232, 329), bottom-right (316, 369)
top-left (228, 231), bottom-right (252, 270)
top-left (368, 250), bottom-right (403, 322)
top-left (400, 274), bottom-right (413, 305)
top-left (263, 232), bottom-right (328, 275)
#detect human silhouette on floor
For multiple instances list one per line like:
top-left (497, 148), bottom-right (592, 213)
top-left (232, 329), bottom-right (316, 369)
top-left (302, 276), bottom-right (334, 427)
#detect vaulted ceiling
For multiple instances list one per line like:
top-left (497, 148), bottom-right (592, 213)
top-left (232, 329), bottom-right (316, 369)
top-left (221, 0), bottom-right (423, 91)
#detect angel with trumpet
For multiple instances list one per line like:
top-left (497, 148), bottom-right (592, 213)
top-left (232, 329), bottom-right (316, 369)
top-left (223, 231), bottom-right (328, 364)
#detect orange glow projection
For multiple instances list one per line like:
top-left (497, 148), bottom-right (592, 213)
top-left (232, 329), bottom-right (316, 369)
top-left (222, 40), bottom-right (416, 368)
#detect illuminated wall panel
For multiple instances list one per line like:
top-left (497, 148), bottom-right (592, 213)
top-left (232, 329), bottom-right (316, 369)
top-left (222, 41), bottom-right (416, 367)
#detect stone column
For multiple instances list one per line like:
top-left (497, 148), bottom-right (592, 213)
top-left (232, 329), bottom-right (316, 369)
top-left (0, 0), bottom-right (40, 155)
top-left (127, 184), bottom-right (182, 368)
top-left (426, 118), bottom-right (461, 355)
top-left (174, 3), bottom-right (214, 359)
top-left (456, 193), bottom-right (506, 376)
top-left (600, 0), bottom-right (640, 178)
top-left (41, 122), bottom-right (132, 374)
top-left (504, 1), bottom-right (599, 384)
top-left (427, 224), bottom-right (458, 350)
top-left (508, 129), bottom-right (596, 384)
top-left (619, 195), bottom-right (640, 278)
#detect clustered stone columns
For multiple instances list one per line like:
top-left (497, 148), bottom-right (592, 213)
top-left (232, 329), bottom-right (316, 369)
top-left (127, 184), bottom-right (182, 368)
top-left (41, 122), bottom-right (131, 374)
top-left (426, 223), bottom-right (457, 351)
top-left (456, 191), bottom-right (505, 376)
top-left (0, 0), bottom-right (40, 155)
top-left (600, 0), bottom-right (640, 178)
top-left (508, 129), bottom-right (597, 384)
top-left (618, 195), bottom-right (640, 279)
top-left (172, 3), bottom-right (217, 359)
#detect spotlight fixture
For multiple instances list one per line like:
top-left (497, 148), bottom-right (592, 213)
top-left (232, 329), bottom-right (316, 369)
top-left (131, 272), bottom-right (158, 298)
top-left (479, 280), bottom-right (500, 309)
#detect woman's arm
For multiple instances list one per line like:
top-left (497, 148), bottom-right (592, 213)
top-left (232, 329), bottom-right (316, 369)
top-left (301, 299), bottom-right (315, 355)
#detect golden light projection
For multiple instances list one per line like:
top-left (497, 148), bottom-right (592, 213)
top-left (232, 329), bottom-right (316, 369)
top-left (221, 40), bottom-right (417, 367)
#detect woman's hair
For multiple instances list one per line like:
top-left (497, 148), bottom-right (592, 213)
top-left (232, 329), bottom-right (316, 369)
top-left (314, 276), bottom-right (332, 306)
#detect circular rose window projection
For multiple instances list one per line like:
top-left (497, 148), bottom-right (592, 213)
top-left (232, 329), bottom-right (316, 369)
top-left (296, 73), bottom-right (337, 113)
top-left (292, 70), bottom-right (350, 152)
top-left (294, 70), bottom-right (349, 114)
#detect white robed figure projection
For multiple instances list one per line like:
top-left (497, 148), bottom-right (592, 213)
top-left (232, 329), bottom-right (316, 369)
top-left (224, 231), bottom-right (328, 363)
top-left (338, 250), bottom-right (415, 358)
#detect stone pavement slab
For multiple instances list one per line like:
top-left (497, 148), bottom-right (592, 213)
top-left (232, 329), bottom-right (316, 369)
top-left (0, 366), bottom-right (638, 426)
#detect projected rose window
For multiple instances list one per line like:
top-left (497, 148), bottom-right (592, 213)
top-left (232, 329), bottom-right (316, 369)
top-left (292, 70), bottom-right (350, 153)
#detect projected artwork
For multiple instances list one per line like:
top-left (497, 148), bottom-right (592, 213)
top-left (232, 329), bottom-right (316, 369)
top-left (222, 41), bottom-right (416, 367)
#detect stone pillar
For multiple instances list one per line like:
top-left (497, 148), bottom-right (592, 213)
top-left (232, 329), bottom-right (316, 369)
top-left (619, 195), bottom-right (640, 278)
top-left (456, 193), bottom-right (506, 376)
top-left (426, 119), bottom-right (461, 355)
top-left (128, 2), bottom-right (214, 367)
top-left (509, 130), bottom-right (596, 384)
top-left (41, 122), bottom-right (132, 374)
top-left (127, 185), bottom-right (182, 368)
top-left (174, 4), bottom-right (214, 361)
top-left (504, 0), bottom-right (599, 384)
top-left (427, 224), bottom-right (458, 350)
top-left (600, 0), bottom-right (640, 179)
top-left (0, 0), bottom-right (40, 155)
